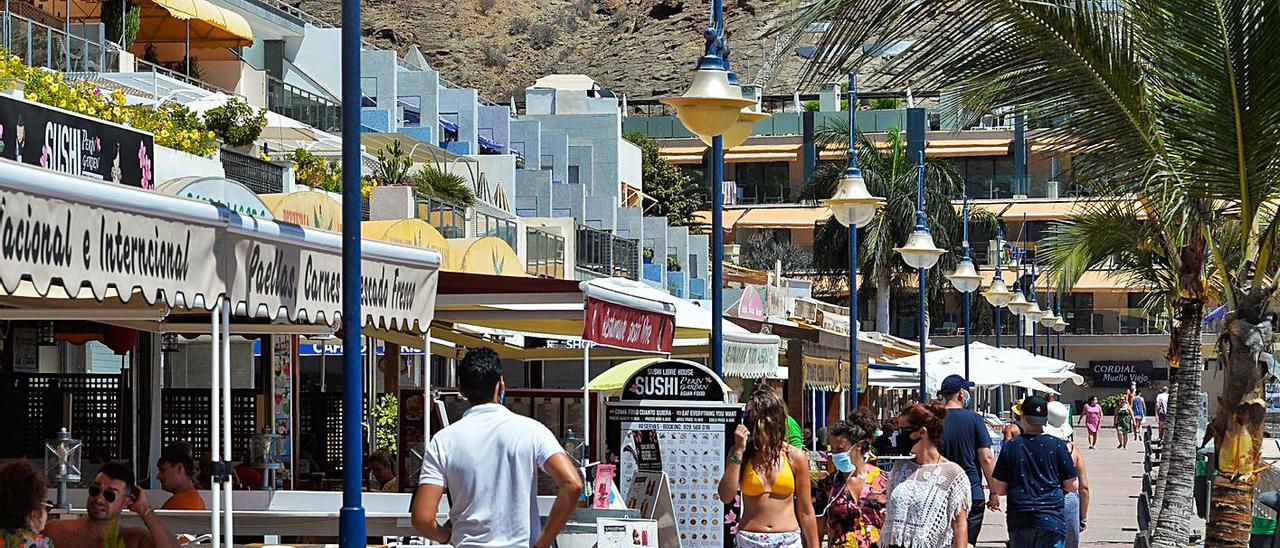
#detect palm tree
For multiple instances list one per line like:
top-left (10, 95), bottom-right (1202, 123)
top-left (801, 123), bottom-right (971, 334)
top-left (779, 0), bottom-right (1280, 544)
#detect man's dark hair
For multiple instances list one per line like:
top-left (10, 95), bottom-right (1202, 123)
top-left (458, 347), bottom-right (502, 404)
top-left (99, 461), bottom-right (136, 487)
top-left (368, 450), bottom-right (393, 469)
top-left (158, 445), bottom-right (195, 478)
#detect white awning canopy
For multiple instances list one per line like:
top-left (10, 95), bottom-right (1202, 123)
top-left (0, 161), bottom-right (440, 333)
top-left (871, 342), bottom-right (1076, 395)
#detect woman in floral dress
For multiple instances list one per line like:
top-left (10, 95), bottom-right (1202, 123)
top-left (814, 410), bottom-right (887, 548)
top-left (0, 461), bottom-right (54, 548)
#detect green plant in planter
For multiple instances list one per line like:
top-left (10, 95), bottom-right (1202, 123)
top-left (642, 248), bottom-right (655, 263)
top-left (666, 255), bottom-right (681, 272)
top-left (372, 394), bottom-right (398, 454)
top-left (1100, 393), bottom-right (1124, 415)
top-left (203, 97), bottom-right (267, 147)
top-left (291, 149), bottom-right (342, 192)
top-left (375, 139), bottom-right (413, 187)
top-left (102, 1), bottom-right (140, 48)
top-left (413, 167), bottom-right (475, 207)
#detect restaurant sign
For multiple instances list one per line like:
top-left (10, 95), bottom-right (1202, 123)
top-left (0, 94), bottom-right (154, 188)
top-left (1089, 360), bottom-right (1155, 387)
top-left (0, 182), bottom-right (218, 305)
top-left (225, 236), bottom-right (439, 331)
top-left (583, 297), bottom-right (675, 353)
top-left (723, 337), bottom-right (778, 379)
top-left (621, 361), bottom-right (726, 402)
top-left (803, 355), bottom-right (851, 391)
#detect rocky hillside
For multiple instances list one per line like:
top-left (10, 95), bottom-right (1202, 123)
top-left (294, 0), bottom-right (822, 102)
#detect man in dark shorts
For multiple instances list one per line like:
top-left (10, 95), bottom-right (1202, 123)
top-left (993, 394), bottom-right (1080, 548)
top-left (937, 374), bottom-right (998, 545)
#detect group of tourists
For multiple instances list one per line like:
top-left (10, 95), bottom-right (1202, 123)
top-left (1079, 382), bottom-right (1168, 450)
top-left (712, 375), bottom-right (1087, 548)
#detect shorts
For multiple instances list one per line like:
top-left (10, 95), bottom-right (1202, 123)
top-left (735, 530), bottom-right (802, 548)
top-left (1158, 411), bottom-right (1167, 423)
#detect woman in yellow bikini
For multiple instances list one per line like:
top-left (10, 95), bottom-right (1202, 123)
top-left (719, 384), bottom-right (819, 548)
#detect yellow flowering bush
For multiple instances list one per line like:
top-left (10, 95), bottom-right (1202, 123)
top-left (0, 51), bottom-right (219, 157)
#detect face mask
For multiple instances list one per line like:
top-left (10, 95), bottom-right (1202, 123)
top-left (831, 451), bottom-right (855, 473)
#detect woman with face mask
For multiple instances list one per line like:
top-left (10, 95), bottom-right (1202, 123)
top-left (0, 461), bottom-right (54, 548)
top-left (880, 402), bottom-right (970, 548)
top-left (813, 409), bottom-right (887, 548)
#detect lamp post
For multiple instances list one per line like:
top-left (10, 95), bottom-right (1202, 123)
top-left (895, 151), bottom-right (945, 402)
top-left (1040, 282), bottom-right (1060, 358)
top-left (1008, 247), bottom-right (1029, 350)
top-left (983, 231), bottom-right (1013, 412)
top-left (1053, 288), bottom-right (1067, 359)
top-left (660, 0), bottom-right (753, 378)
top-left (823, 72), bottom-right (882, 412)
top-left (339, 0), bottom-right (366, 539)
top-left (947, 195), bottom-right (981, 383)
top-left (1026, 258), bottom-right (1042, 356)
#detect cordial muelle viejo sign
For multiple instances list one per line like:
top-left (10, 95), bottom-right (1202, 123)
top-left (1089, 360), bottom-right (1156, 387)
top-left (0, 94), bottom-right (155, 189)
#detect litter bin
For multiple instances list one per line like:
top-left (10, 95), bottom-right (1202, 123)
top-left (1196, 451), bottom-right (1215, 518)
top-left (1250, 516), bottom-right (1276, 548)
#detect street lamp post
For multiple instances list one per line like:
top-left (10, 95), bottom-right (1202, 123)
top-left (1040, 282), bottom-right (1060, 358)
top-left (983, 231), bottom-right (1013, 413)
top-left (660, 0), bottom-right (753, 378)
top-left (339, 0), bottom-right (365, 540)
top-left (1026, 259), bottom-right (1042, 356)
top-left (947, 195), bottom-right (981, 383)
top-left (1053, 288), bottom-right (1068, 359)
top-left (823, 72), bottom-right (882, 412)
top-left (895, 151), bottom-right (945, 402)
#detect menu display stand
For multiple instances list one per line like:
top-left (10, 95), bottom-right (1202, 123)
top-left (604, 359), bottom-right (740, 548)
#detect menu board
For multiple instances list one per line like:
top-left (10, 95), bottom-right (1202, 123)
top-left (605, 403), bottom-right (739, 548)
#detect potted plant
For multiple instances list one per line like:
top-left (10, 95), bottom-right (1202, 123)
top-left (643, 248), bottom-right (655, 264)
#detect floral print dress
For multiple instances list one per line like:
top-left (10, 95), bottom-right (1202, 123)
top-left (0, 528), bottom-right (54, 548)
top-left (815, 466), bottom-right (888, 548)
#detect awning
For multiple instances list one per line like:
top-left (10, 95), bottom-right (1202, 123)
top-left (134, 0), bottom-right (254, 47)
top-left (692, 208), bottom-right (749, 229)
top-left (0, 161), bottom-right (440, 333)
top-left (361, 133), bottom-right (473, 166)
top-left (660, 144), bottom-right (800, 165)
top-left (736, 207), bottom-right (829, 228)
top-left (876, 342), bottom-right (1073, 394)
top-left (588, 357), bottom-right (665, 395)
top-left (968, 199), bottom-right (1112, 221)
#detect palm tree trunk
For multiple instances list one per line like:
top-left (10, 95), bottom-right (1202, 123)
top-left (1152, 240), bottom-right (1207, 548)
top-left (1206, 287), bottom-right (1276, 547)
top-left (876, 270), bottom-right (891, 334)
top-left (1150, 334), bottom-right (1180, 520)
top-left (1151, 296), bottom-right (1205, 547)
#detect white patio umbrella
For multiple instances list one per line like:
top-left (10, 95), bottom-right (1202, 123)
top-left (874, 342), bottom-right (1061, 395)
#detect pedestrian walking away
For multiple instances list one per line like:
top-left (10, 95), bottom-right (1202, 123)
top-left (935, 374), bottom-right (999, 545)
top-left (1132, 392), bottom-right (1146, 430)
top-left (991, 395), bottom-right (1080, 548)
top-left (1155, 386), bottom-right (1170, 440)
top-left (1115, 399), bottom-right (1134, 449)
top-left (812, 409), bottom-right (887, 548)
top-left (43, 462), bottom-right (180, 548)
top-left (1082, 396), bottom-right (1103, 450)
top-left (719, 384), bottom-right (819, 548)
top-left (410, 348), bottom-right (583, 548)
top-left (879, 402), bottom-right (970, 548)
top-left (1044, 401), bottom-right (1090, 548)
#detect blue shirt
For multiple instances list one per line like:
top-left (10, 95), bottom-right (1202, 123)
top-left (939, 407), bottom-right (992, 501)
top-left (1133, 398), bottom-right (1146, 417)
top-left (994, 432), bottom-right (1078, 534)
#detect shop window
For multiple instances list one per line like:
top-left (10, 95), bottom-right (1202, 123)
top-left (733, 162), bottom-right (789, 204)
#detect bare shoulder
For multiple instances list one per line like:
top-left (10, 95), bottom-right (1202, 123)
top-left (786, 445), bottom-right (809, 469)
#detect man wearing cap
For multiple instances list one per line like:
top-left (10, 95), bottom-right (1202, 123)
top-left (937, 374), bottom-right (998, 545)
top-left (992, 394), bottom-right (1080, 548)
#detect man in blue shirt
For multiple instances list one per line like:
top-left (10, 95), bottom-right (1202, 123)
top-left (993, 394), bottom-right (1080, 548)
top-left (937, 374), bottom-right (998, 545)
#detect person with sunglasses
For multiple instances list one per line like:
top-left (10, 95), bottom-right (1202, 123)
top-left (812, 410), bottom-right (886, 548)
top-left (0, 461), bottom-right (54, 548)
top-left (44, 462), bottom-right (178, 548)
top-left (879, 402), bottom-right (970, 548)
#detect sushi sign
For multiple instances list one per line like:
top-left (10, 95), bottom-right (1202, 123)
top-left (0, 94), bottom-right (154, 188)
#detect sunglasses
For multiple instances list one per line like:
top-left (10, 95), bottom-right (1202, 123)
top-left (87, 485), bottom-right (119, 503)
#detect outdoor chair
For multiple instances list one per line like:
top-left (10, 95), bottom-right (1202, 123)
top-left (1135, 492), bottom-right (1153, 547)
top-left (1142, 472), bottom-right (1152, 496)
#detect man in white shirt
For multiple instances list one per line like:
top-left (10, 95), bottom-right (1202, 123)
top-left (411, 348), bottom-right (583, 547)
top-left (1156, 385), bottom-right (1170, 439)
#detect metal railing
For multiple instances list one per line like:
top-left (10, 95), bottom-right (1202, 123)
top-left (576, 224), bottom-right (639, 280)
top-left (526, 226), bottom-right (565, 279)
top-left (267, 75), bottom-right (341, 133)
top-left (3, 13), bottom-right (117, 74)
top-left (221, 148), bottom-right (285, 194)
top-left (936, 306), bottom-right (1168, 337)
top-left (418, 197), bottom-right (466, 239)
top-left (477, 211), bottom-right (517, 249)
top-left (132, 55), bottom-right (232, 95)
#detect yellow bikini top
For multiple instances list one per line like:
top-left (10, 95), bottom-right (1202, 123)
top-left (741, 455), bottom-right (796, 497)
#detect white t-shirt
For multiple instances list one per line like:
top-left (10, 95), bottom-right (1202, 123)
top-left (880, 460), bottom-right (971, 548)
top-left (1156, 392), bottom-right (1169, 415)
top-left (419, 403), bottom-right (565, 547)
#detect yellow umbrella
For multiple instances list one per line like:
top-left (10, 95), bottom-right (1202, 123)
top-left (588, 358), bottom-right (668, 395)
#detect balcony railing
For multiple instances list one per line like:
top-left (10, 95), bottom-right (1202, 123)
top-left (221, 148), bottom-right (285, 194)
top-left (576, 224), bottom-right (638, 280)
top-left (267, 75), bottom-right (341, 134)
top-left (526, 227), bottom-right (565, 279)
top-left (3, 14), bottom-right (117, 74)
top-left (418, 197), bottom-right (466, 239)
top-left (934, 307), bottom-right (1168, 337)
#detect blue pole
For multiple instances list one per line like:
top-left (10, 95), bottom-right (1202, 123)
top-left (994, 234), bottom-right (1003, 413)
top-left (711, 134), bottom-right (724, 376)
top-left (847, 71), bottom-right (860, 412)
top-left (962, 195), bottom-right (971, 384)
top-left (339, 0), bottom-right (365, 541)
top-left (1031, 261), bottom-right (1038, 357)
top-left (916, 150), bottom-right (927, 402)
